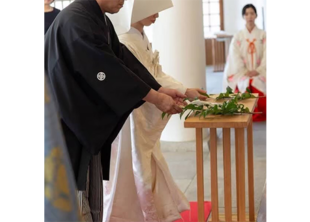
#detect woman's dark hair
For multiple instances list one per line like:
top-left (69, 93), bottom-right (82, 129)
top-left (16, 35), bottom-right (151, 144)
top-left (242, 4), bottom-right (257, 17)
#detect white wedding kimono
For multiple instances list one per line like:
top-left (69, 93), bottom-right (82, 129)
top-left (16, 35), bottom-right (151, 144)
top-left (103, 27), bottom-right (190, 222)
top-left (223, 26), bottom-right (266, 94)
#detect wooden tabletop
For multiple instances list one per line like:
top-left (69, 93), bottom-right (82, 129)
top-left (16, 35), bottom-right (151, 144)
top-left (184, 94), bottom-right (258, 128)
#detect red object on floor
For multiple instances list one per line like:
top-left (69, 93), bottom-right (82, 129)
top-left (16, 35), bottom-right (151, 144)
top-left (174, 201), bottom-right (212, 222)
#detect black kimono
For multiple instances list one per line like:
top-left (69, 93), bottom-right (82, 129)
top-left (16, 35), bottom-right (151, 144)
top-left (45, 0), bottom-right (161, 190)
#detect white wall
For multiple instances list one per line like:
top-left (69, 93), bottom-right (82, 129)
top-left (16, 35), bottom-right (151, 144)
top-left (223, 0), bottom-right (266, 35)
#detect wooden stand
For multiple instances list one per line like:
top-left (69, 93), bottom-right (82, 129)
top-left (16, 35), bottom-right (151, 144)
top-left (211, 36), bottom-right (233, 72)
top-left (184, 95), bottom-right (258, 222)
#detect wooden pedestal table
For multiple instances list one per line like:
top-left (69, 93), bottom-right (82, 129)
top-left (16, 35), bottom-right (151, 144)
top-left (184, 95), bottom-right (258, 222)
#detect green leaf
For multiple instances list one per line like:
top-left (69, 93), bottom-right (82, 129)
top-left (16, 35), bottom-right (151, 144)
top-left (185, 110), bottom-right (193, 120)
top-left (206, 109), bottom-right (213, 115)
top-left (162, 112), bottom-right (167, 119)
top-left (199, 92), bottom-right (210, 98)
top-left (203, 111), bottom-right (207, 118)
top-left (199, 111), bottom-right (204, 119)
top-left (180, 111), bottom-right (185, 119)
top-left (213, 105), bottom-right (219, 114)
top-left (184, 104), bottom-right (198, 110)
top-left (243, 93), bottom-right (251, 99)
top-left (226, 86), bottom-right (233, 94)
top-left (194, 111), bottom-right (201, 117)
